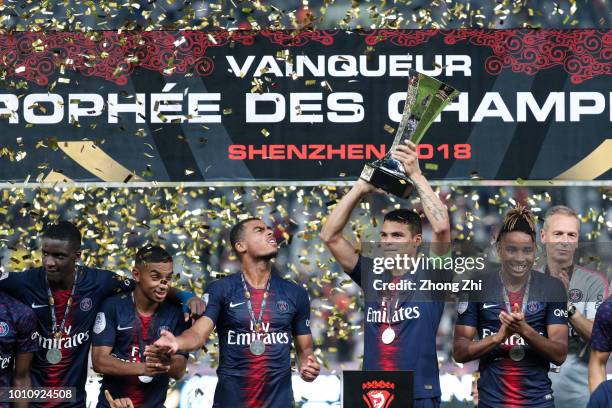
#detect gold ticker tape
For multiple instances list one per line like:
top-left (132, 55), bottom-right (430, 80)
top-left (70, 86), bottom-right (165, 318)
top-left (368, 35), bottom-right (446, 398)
top-left (555, 139), bottom-right (612, 180)
top-left (58, 141), bottom-right (142, 182)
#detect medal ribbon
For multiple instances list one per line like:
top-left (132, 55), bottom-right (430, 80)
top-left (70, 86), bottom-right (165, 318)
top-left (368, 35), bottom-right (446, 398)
top-left (500, 270), bottom-right (532, 314)
top-left (240, 273), bottom-right (271, 333)
top-left (131, 293), bottom-right (159, 363)
top-left (382, 268), bottom-right (414, 326)
top-left (45, 266), bottom-right (80, 339)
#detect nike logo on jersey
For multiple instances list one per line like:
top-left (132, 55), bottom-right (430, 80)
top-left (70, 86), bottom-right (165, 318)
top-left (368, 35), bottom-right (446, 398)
top-left (117, 325), bottom-right (133, 331)
top-left (483, 303), bottom-right (497, 309)
top-left (229, 302), bottom-right (245, 308)
top-left (31, 303), bottom-right (48, 309)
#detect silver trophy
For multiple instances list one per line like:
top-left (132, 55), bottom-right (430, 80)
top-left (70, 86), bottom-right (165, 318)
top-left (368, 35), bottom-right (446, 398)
top-left (360, 70), bottom-right (460, 198)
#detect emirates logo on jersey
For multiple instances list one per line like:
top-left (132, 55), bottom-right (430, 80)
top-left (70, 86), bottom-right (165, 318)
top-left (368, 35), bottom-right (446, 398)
top-left (362, 380), bottom-right (395, 408)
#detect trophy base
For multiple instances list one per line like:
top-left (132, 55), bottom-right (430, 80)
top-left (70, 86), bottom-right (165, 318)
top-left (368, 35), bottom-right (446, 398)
top-left (360, 163), bottom-right (415, 198)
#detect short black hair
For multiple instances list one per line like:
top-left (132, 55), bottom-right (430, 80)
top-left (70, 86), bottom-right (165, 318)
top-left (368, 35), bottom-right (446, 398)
top-left (42, 221), bottom-right (81, 251)
top-left (383, 209), bottom-right (422, 236)
top-left (135, 245), bottom-right (172, 265)
top-left (229, 217), bottom-right (261, 253)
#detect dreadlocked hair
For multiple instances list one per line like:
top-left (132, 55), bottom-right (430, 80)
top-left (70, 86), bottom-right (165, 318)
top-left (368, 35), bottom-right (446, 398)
top-left (496, 205), bottom-right (536, 243)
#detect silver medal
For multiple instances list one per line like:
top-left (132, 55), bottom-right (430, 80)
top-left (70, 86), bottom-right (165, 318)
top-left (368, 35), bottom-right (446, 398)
top-left (249, 339), bottom-right (266, 356)
top-left (381, 327), bottom-right (396, 344)
top-left (509, 345), bottom-right (525, 362)
top-left (46, 348), bottom-right (62, 364)
top-left (138, 375), bottom-right (154, 383)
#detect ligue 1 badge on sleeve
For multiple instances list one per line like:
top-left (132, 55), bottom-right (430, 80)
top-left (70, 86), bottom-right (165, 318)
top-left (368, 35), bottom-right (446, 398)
top-left (360, 70), bottom-right (460, 198)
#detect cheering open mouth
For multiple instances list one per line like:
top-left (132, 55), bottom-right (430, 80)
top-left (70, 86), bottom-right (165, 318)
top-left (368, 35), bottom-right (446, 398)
top-left (154, 290), bottom-right (167, 300)
top-left (509, 264), bottom-right (529, 273)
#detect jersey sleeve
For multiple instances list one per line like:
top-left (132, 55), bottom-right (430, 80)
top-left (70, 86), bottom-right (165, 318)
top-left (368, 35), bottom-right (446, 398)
top-left (92, 297), bottom-right (117, 347)
top-left (15, 305), bottom-right (39, 354)
top-left (587, 380), bottom-right (612, 408)
top-left (547, 278), bottom-right (568, 325)
top-left (0, 271), bottom-right (29, 302)
top-left (456, 302), bottom-right (479, 327)
top-left (591, 300), bottom-right (612, 352)
top-left (100, 270), bottom-right (136, 298)
top-left (202, 280), bottom-right (225, 326)
top-left (292, 287), bottom-right (311, 336)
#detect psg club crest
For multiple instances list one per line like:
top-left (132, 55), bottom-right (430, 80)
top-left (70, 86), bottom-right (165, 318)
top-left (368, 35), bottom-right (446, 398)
top-left (0, 322), bottom-right (9, 337)
top-left (276, 300), bottom-right (289, 312)
top-left (362, 380), bottom-right (395, 408)
top-left (79, 297), bottom-right (92, 312)
top-left (569, 289), bottom-right (583, 302)
top-left (527, 302), bottom-right (540, 314)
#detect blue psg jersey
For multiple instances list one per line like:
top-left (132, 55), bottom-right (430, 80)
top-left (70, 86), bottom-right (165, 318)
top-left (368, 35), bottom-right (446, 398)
top-left (92, 293), bottom-right (189, 408)
top-left (350, 256), bottom-right (447, 400)
top-left (203, 271), bottom-right (311, 408)
top-left (456, 270), bottom-right (567, 407)
top-left (590, 296), bottom-right (612, 353)
top-left (0, 291), bottom-right (39, 408)
top-left (588, 380), bottom-right (612, 408)
top-left (0, 267), bottom-right (135, 408)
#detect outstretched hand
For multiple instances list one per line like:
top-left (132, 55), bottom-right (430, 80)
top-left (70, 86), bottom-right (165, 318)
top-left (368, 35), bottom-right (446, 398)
top-left (153, 330), bottom-right (179, 355)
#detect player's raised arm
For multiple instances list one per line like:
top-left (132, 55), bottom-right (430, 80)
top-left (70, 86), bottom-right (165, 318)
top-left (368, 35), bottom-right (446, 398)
top-left (320, 179), bottom-right (376, 273)
top-left (392, 140), bottom-right (450, 254)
